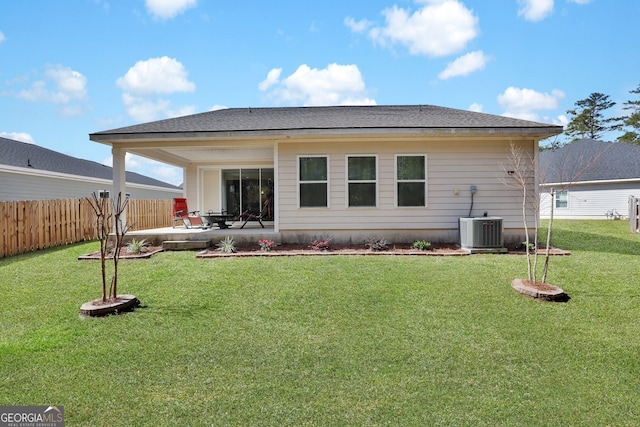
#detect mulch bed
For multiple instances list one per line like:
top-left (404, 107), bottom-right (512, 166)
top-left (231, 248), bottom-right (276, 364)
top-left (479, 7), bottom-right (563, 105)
top-left (197, 243), bottom-right (570, 258)
top-left (78, 243), bottom-right (570, 259)
top-left (198, 243), bottom-right (469, 258)
top-left (78, 246), bottom-right (164, 260)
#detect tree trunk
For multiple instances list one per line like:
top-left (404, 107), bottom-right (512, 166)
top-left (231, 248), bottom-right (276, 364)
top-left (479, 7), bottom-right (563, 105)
top-left (542, 188), bottom-right (555, 283)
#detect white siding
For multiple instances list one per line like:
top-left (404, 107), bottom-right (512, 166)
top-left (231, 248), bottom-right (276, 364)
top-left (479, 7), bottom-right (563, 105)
top-left (200, 169), bottom-right (222, 212)
top-left (276, 138), bottom-right (534, 242)
top-left (541, 181), bottom-right (640, 219)
top-left (0, 169), bottom-right (181, 201)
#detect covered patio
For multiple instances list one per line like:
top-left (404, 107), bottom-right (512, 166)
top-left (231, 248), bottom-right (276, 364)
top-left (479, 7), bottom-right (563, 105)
top-left (127, 220), bottom-right (278, 248)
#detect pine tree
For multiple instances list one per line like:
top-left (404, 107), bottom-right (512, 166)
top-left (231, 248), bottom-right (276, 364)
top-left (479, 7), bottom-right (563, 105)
top-left (618, 84), bottom-right (640, 144)
top-left (564, 92), bottom-right (618, 141)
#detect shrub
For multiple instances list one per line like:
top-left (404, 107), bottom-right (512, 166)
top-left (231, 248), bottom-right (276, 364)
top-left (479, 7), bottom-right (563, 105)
top-left (515, 241), bottom-right (536, 251)
top-left (126, 238), bottom-right (149, 254)
top-left (216, 236), bottom-right (236, 253)
top-left (310, 239), bottom-right (331, 251)
top-left (366, 237), bottom-right (390, 251)
top-left (411, 240), bottom-right (432, 251)
top-left (258, 239), bottom-right (274, 252)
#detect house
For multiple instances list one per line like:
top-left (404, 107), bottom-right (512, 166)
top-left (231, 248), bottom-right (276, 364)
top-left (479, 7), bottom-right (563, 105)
top-left (539, 139), bottom-right (640, 219)
top-left (0, 136), bottom-right (182, 201)
top-left (90, 105), bottom-right (562, 244)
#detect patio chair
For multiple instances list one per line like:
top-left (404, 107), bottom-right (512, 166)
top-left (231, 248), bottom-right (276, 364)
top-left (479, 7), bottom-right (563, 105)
top-left (236, 210), bottom-right (265, 229)
top-left (235, 195), bottom-right (273, 229)
top-left (172, 198), bottom-right (206, 229)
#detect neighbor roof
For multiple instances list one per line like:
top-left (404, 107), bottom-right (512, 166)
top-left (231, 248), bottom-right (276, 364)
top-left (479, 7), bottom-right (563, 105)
top-left (91, 104), bottom-right (562, 139)
top-left (0, 137), bottom-right (180, 189)
top-left (540, 139), bottom-right (640, 183)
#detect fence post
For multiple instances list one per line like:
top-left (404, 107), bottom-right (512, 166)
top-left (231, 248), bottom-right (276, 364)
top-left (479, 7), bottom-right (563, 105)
top-left (630, 196), bottom-right (639, 233)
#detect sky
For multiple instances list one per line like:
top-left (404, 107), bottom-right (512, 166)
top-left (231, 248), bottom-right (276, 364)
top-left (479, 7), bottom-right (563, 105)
top-left (1, 0), bottom-right (637, 186)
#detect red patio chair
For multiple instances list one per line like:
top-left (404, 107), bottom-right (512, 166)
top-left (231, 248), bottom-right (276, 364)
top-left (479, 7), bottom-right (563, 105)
top-left (172, 198), bottom-right (206, 229)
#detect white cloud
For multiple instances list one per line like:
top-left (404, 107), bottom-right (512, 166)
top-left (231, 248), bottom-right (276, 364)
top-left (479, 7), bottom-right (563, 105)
top-left (117, 57), bottom-right (196, 122)
top-left (121, 93), bottom-right (196, 123)
top-left (18, 65), bottom-right (87, 104)
top-left (439, 51), bottom-right (490, 79)
top-left (497, 86), bottom-right (565, 122)
top-left (554, 114), bottom-right (569, 127)
top-left (367, 0), bottom-right (479, 57)
top-left (0, 31), bottom-right (5, 43)
top-left (468, 103), bottom-right (483, 113)
top-left (13, 65), bottom-right (89, 115)
top-left (258, 68), bottom-right (282, 91)
top-left (0, 132), bottom-right (35, 144)
top-left (517, 0), bottom-right (554, 22)
top-left (116, 56), bottom-right (195, 96)
top-left (45, 65), bottom-right (88, 100)
top-left (145, 0), bottom-right (197, 20)
top-left (567, 0), bottom-right (590, 4)
top-left (209, 105), bottom-right (227, 111)
top-left (260, 63), bottom-right (376, 106)
top-left (121, 94), bottom-right (168, 122)
top-left (344, 17), bottom-right (373, 33)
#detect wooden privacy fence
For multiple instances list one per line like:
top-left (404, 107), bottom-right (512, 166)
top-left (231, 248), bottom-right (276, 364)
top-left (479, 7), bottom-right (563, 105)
top-left (0, 198), bottom-right (173, 258)
top-left (630, 196), bottom-right (640, 233)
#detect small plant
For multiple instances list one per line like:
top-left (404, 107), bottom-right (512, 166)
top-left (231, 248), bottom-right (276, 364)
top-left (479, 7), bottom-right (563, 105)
top-left (310, 239), bottom-right (331, 251)
top-left (258, 239), bottom-right (274, 252)
top-left (366, 237), bottom-right (390, 251)
top-left (515, 241), bottom-right (536, 252)
top-left (411, 240), bottom-right (432, 250)
top-left (216, 236), bottom-right (236, 253)
top-left (126, 238), bottom-right (149, 254)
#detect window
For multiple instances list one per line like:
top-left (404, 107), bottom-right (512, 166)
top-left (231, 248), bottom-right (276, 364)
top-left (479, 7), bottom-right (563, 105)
top-left (555, 190), bottom-right (568, 208)
top-left (396, 155), bottom-right (426, 207)
top-left (347, 155), bottom-right (377, 207)
top-left (299, 156), bottom-right (328, 207)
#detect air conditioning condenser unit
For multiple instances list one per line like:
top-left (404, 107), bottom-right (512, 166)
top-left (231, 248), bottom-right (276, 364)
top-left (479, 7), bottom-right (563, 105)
top-left (459, 217), bottom-right (507, 253)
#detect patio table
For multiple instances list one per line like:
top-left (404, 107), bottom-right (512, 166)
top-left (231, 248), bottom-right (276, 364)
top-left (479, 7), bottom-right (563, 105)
top-left (201, 211), bottom-right (234, 229)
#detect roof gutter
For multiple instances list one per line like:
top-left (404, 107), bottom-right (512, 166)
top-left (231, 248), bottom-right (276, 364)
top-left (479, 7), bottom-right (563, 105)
top-left (541, 177), bottom-right (640, 186)
top-left (90, 126), bottom-right (563, 144)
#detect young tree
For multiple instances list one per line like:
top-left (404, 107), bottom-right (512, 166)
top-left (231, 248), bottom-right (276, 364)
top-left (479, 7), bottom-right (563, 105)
top-left (86, 191), bottom-right (130, 302)
top-left (565, 92), bottom-right (618, 141)
top-left (618, 84), bottom-right (640, 144)
top-left (87, 192), bottom-right (112, 302)
top-left (502, 142), bottom-right (608, 284)
top-left (110, 192), bottom-right (130, 300)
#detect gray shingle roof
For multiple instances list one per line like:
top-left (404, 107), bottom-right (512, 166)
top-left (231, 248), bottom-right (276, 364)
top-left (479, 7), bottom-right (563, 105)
top-left (91, 104), bottom-right (562, 136)
top-left (0, 137), bottom-right (181, 189)
top-left (540, 139), bottom-right (640, 183)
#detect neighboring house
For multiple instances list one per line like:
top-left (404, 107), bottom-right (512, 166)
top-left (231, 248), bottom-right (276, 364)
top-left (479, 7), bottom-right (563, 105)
top-left (539, 139), bottom-right (640, 219)
top-left (90, 105), bottom-right (562, 244)
top-left (0, 136), bottom-right (182, 201)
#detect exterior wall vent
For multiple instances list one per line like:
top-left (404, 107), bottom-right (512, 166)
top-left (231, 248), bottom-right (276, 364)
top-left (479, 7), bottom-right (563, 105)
top-left (459, 217), bottom-right (506, 253)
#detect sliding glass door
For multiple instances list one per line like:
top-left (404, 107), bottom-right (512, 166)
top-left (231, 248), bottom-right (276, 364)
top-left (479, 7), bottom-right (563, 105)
top-left (222, 168), bottom-right (274, 219)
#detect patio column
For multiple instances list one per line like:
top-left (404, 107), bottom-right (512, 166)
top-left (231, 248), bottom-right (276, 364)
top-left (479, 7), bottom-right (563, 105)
top-left (112, 146), bottom-right (127, 226)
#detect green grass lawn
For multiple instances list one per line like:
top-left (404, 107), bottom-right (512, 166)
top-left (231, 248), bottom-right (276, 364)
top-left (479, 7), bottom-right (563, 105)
top-left (1, 220), bottom-right (639, 426)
